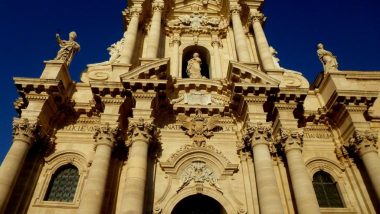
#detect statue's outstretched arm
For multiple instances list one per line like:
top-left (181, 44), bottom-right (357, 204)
top-left (56, 33), bottom-right (62, 45)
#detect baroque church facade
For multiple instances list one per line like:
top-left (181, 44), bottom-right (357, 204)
top-left (1, 0), bottom-right (380, 213)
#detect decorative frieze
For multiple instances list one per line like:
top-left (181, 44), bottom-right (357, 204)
top-left (276, 128), bottom-right (304, 153)
top-left (346, 129), bottom-right (378, 156)
top-left (177, 109), bottom-right (220, 146)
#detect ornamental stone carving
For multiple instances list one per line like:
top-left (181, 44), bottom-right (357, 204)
top-left (346, 130), bottom-right (378, 156)
top-left (152, 0), bottom-right (164, 12)
top-left (54, 32), bottom-right (80, 66)
top-left (12, 118), bottom-right (39, 144)
top-left (250, 10), bottom-right (266, 23)
top-left (177, 161), bottom-right (221, 192)
top-left (93, 123), bottom-right (121, 148)
top-left (126, 118), bottom-right (160, 146)
top-left (276, 128), bottom-right (304, 153)
top-left (242, 122), bottom-right (273, 148)
top-left (177, 109), bottom-right (221, 147)
top-left (317, 43), bottom-right (339, 73)
top-left (168, 12), bottom-right (221, 30)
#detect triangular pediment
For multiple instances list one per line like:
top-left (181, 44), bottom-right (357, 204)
top-left (120, 58), bottom-right (170, 81)
top-left (171, 0), bottom-right (224, 15)
top-left (227, 61), bottom-right (281, 86)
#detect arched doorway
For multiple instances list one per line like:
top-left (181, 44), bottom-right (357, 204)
top-left (172, 194), bottom-right (227, 214)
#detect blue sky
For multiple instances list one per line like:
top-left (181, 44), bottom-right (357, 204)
top-left (0, 0), bottom-right (379, 162)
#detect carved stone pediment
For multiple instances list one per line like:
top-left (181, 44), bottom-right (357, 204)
top-left (120, 58), bottom-right (170, 80)
top-left (227, 61), bottom-right (281, 87)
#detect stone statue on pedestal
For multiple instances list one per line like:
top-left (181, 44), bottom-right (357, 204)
top-left (54, 31), bottom-right (80, 66)
top-left (317, 43), bottom-right (338, 73)
top-left (186, 52), bottom-right (203, 78)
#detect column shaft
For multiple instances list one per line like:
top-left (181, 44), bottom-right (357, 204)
top-left (120, 14), bottom-right (140, 64)
top-left (77, 143), bottom-right (113, 214)
top-left (231, 11), bottom-right (251, 62)
top-left (212, 42), bottom-right (222, 79)
top-left (252, 143), bottom-right (283, 213)
top-left (0, 139), bottom-right (31, 212)
top-left (146, 9), bottom-right (162, 58)
top-left (121, 140), bottom-right (149, 214)
top-left (252, 21), bottom-right (275, 70)
top-left (361, 152), bottom-right (380, 202)
top-left (286, 149), bottom-right (320, 214)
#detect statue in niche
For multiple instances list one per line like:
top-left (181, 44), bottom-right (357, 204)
top-left (317, 43), bottom-right (339, 73)
top-left (54, 31), bottom-right (80, 66)
top-left (186, 53), bottom-right (203, 78)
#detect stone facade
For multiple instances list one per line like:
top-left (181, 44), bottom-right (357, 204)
top-left (1, 0), bottom-right (380, 213)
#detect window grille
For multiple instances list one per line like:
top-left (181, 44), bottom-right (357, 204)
top-left (44, 164), bottom-right (79, 202)
top-left (313, 171), bottom-right (344, 207)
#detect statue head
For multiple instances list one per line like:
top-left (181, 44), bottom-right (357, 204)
top-left (193, 52), bottom-right (200, 58)
top-left (69, 31), bottom-right (77, 41)
top-left (317, 43), bottom-right (324, 49)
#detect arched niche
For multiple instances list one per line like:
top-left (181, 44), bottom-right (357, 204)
top-left (181, 45), bottom-right (211, 79)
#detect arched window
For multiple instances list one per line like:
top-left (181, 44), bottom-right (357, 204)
top-left (44, 164), bottom-right (80, 202)
top-left (312, 171), bottom-right (344, 208)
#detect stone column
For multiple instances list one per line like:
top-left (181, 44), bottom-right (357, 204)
top-left (120, 5), bottom-right (142, 64)
top-left (121, 119), bottom-right (159, 214)
top-left (230, 5), bottom-right (251, 62)
top-left (250, 10), bottom-right (276, 70)
top-left (77, 124), bottom-right (119, 214)
top-left (170, 33), bottom-right (181, 77)
top-left (211, 36), bottom-right (223, 79)
top-left (243, 123), bottom-right (283, 214)
top-left (146, 0), bottom-right (164, 58)
top-left (0, 118), bottom-right (38, 213)
top-left (347, 130), bottom-right (380, 202)
top-left (276, 128), bottom-right (320, 214)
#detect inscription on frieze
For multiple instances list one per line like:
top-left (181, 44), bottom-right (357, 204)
top-left (62, 125), bottom-right (98, 132)
top-left (303, 132), bottom-right (332, 139)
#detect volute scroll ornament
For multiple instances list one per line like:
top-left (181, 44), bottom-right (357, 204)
top-left (250, 9), bottom-right (266, 23)
top-left (346, 129), bottom-right (378, 156)
top-left (178, 109), bottom-right (221, 147)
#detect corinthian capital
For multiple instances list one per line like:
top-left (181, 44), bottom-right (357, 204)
top-left (250, 10), bottom-right (266, 24)
top-left (242, 122), bottom-right (273, 148)
top-left (346, 130), bottom-right (378, 156)
top-left (93, 123), bottom-right (121, 148)
top-left (276, 128), bottom-right (304, 153)
top-left (152, 0), bottom-right (164, 12)
top-left (12, 118), bottom-right (39, 144)
top-left (128, 5), bottom-right (143, 17)
top-left (126, 118), bottom-right (160, 146)
top-left (230, 5), bottom-right (242, 15)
